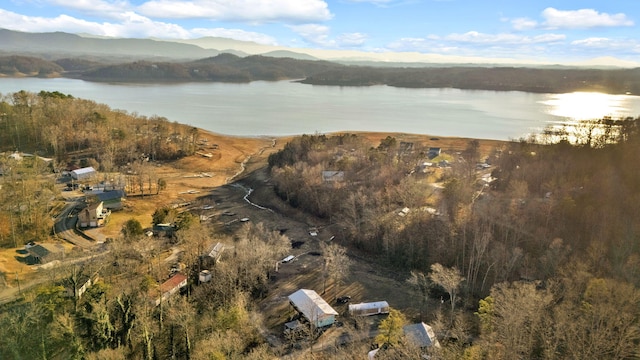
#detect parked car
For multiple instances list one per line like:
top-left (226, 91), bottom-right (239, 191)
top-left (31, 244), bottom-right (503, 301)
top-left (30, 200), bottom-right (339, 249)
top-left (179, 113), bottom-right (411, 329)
top-left (337, 296), bottom-right (351, 304)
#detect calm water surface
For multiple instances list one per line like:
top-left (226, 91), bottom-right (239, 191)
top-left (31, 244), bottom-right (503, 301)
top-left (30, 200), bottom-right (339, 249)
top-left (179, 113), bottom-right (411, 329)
top-left (2, 78), bottom-right (640, 140)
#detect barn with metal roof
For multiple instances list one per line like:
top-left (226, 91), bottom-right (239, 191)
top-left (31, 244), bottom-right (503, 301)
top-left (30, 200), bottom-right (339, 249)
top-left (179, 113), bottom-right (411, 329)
top-left (288, 289), bottom-right (338, 328)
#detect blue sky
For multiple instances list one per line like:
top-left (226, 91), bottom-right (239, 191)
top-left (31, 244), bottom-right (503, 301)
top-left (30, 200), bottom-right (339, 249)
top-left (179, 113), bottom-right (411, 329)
top-left (1, 0), bottom-right (639, 64)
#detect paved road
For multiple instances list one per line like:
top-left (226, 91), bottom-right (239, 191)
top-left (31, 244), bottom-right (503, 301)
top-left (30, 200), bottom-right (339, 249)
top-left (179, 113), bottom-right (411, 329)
top-left (53, 201), bottom-right (96, 249)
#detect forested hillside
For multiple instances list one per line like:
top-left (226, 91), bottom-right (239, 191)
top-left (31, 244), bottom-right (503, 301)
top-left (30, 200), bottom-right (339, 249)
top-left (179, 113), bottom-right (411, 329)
top-left (0, 55), bottom-right (63, 77)
top-left (2, 53), bottom-right (640, 95)
top-left (0, 90), bottom-right (200, 246)
top-left (301, 66), bottom-right (640, 94)
top-left (267, 122), bottom-right (640, 358)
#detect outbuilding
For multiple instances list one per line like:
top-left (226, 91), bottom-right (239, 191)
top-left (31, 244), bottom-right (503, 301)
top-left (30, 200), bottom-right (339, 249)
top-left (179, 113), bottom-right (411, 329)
top-left (288, 289), bottom-right (339, 328)
top-left (199, 270), bottom-right (212, 283)
top-left (70, 166), bottom-right (96, 180)
top-left (403, 322), bottom-right (440, 348)
top-left (95, 189), bottom-right (126, 210)
top-left (27, 243), bottom-right (64, 264)
top-left (348, 301), bottom-right (390, 316)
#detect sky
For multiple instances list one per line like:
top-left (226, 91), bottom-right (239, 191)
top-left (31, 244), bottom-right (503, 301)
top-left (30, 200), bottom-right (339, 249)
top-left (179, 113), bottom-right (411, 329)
top-left (1, 0), bottom-right (639, 65)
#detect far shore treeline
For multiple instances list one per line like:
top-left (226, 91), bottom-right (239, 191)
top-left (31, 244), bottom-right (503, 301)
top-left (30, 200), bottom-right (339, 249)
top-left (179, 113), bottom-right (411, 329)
top-left (1, 53), bottom-right (640, 95)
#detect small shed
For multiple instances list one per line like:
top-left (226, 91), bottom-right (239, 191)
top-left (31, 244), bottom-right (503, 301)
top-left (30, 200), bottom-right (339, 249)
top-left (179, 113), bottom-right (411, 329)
top-left (348, 301), bottom-right (390, 316)
top-left (288, 289), bottom-right (339, 328)
top-left (64, 274), bottom-right (95, 299)
top-left (428, 147), bottom-right (441, 159)
top-left (71, 166), bottom-right (96, 180)
top-left (403, 322), bottom-right (441, 348)
top-left (284, 320), bottom-right (305, 335)
top-left (27, 243), bottom-right (64, 264)
top-left (199, 270), bottom-right (212, 283)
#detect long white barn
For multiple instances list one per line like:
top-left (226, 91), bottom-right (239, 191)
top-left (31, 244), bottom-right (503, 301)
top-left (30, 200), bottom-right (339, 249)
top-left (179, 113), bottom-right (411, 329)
top-left (288, 289), bottom-right (338, 328)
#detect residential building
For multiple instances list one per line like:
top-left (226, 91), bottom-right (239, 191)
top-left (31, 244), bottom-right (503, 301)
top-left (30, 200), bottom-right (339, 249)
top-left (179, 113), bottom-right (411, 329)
top-left (155, 273), bottom-right (188, 306)
top-left (78, 201), bottom-right (110, 228)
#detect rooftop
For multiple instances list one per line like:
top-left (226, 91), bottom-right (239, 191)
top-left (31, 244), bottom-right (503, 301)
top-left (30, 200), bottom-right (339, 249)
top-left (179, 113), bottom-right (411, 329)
top-left (160, 273), bottom-right (188, 293)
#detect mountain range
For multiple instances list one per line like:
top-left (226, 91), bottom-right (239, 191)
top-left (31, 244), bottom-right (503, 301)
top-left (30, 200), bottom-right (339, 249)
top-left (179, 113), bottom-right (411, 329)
top-left (2, 28), bottom-right (640, 95)
top-left (2, 28), bottom-right (639, 68)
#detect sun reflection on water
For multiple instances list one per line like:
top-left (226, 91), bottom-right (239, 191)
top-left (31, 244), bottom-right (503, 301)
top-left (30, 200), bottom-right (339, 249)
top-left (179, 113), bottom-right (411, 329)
top-left (541, 92), bottom-right (631, 120)
top-left (539, 92), bottom-right (637, 144)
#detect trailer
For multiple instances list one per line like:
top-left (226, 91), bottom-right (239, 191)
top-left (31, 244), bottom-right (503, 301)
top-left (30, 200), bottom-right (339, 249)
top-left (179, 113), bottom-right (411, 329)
top-left (348, 301), bottom-right (390, 316)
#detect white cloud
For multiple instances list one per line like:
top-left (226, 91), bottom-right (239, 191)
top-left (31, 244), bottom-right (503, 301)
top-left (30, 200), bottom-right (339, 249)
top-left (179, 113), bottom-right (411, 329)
top-left (511, 17), bottom-right (538, 31)
top-left (0, 8), bottom-right (281, 41)
top-left (572, 37), bottom-right (640, 54)
top-left (446, 31), bottom-right (565, 45)
top-left (46, 0), bottom-right (131, 18)
top-left (336, 32), bottom-right (368, 47)
top-left (344, 0), bottom-right (395, 4)
top-left (571, 37), bottom-right (611, 47)
top-left (288, 24), bottom-right (366, 48)
top-left (136, 0), bottom-right (332, 23)
top-left (542, 8), bottom-right (633, 29)
top-left (289, 24), bottom-right (331, 46)
top-left (190, 28), bottom-right (278, 45)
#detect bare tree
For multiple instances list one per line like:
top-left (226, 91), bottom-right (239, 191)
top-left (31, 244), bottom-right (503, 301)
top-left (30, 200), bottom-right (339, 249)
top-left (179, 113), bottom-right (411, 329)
top-left (429, 263), bottom-right (464, 315)
top-left (407, 271), bottom-right (430, 320)
top-left (321, 242), bottom-right (351, 299)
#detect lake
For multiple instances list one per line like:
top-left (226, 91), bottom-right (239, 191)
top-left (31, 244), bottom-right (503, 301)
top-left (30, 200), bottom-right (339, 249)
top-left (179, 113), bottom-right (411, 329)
top-left (1, 77), bottom-right (640, 140)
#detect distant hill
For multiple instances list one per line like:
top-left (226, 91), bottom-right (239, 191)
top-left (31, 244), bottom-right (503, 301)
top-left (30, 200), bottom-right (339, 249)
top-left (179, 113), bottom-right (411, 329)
top-left (0, 28), bottom-right (221, 60)
top-left (171, 36), bottom-right (281, 56)
top-left (300, 66), bottom-right (640, 94)
top-left (0, 55), bottom-right (63, 76)
top-left (77, 54), bottom-right (343, 82)
top-left (260, 50), bottom-right (319, 61)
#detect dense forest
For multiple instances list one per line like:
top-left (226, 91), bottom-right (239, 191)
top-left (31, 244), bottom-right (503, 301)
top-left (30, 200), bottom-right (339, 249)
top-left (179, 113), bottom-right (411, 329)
top-left (2, 54), bottom-right (640, 94)
top-left (0, 90), bottom-right (639, 359)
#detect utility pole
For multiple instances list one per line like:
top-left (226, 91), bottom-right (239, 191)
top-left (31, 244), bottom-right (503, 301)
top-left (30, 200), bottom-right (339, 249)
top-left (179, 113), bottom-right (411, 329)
top-left (15, 272), bottom-right (21, 295)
